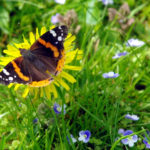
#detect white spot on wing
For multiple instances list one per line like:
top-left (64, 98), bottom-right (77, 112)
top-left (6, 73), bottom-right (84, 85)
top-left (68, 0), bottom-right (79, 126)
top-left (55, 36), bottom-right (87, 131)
top-left (14, 75), bottom-right (16, 78)
top-left (3, 69), bottom-right (10, 76)
top-left (58, 36), bottom-right (62, 41)
top-left (58, 26), bottom-right (62, 29)
top-left (50, 30), bottom-right (57, 37)
top-left (8, 77), bottom-right (13, 81)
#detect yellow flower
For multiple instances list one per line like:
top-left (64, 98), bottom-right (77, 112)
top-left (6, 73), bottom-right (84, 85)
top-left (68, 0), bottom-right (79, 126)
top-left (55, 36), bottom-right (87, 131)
top-left (0, 26), bottom-right (82, 99)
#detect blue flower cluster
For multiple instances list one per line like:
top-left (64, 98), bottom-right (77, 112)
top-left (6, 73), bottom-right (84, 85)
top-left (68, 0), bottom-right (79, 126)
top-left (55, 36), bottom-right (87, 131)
top-left (50, 2), bottom-right (147, 148)
top-left (67, 130), bottom-right (91, 144)
top-left (117, 114), bottom-right (150, 149)
top-left (102, 38), bottom-right (144, 79)
top-left (53, 103), bottom-right (91, 143)
top-left (118, 129), bottom-right (138, 147)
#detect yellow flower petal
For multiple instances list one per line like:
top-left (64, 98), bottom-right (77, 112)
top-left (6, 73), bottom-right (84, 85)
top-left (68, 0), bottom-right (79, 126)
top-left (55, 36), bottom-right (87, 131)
top-left (23, 37), bottom-right (30, 49)
top-left (40, 88), bottom-right (44, 97)
top-left (60, 71), bottom-right (76, 83)
top-left (7, 45), bottom-right (18, 52)
top-left (60, 80), bottom-right (70, 90)
top-left (22, 87), bottom-right (30, 98)
top-left (55, 78), bottom-right (70, 90)
top-left (64, 65), bottom-right (82, 71)
top-left (4, 45), bottom-right (20, 57)
top-left (66, 33), bottom-right (72, 40)
top-left (14, 84), bottom-right (21, 91)
top-left (3, 50), bottom-right (20, 57)
top-left (40, 27), bottom-right (46, 35)
top-left (65, 49), bottom-right (83, 64)
top-left (50, 83), bottom-right (58, 98)
top-left (64, 35), bottom-right (76, 50)
top-left (0, 57), bottom-right (15, 61)
top-left (0, 57), bottom-right (15, 66)
top-left (50, 25), bottom-right (55, 30)
top-left (14, 43), bottom-right (25, 49)
top-left (36, 28), bottom-right (40, 39)
top-left (53, 80), bottom-right (60, 87)
top-left (0, 61), bottom-right (9, 66)
top-left (8, 83), bottom-right (14, 88)
top-left (65, 45), bottom-right (74, 51)
top-left (44, 86), bottom-right (51, 99)
top-left (33, 88), bottom-right (39, 99)
top-left (14, 43), bottom-right (20, 48)
top-left (29, 32), bottom-right (35, 45)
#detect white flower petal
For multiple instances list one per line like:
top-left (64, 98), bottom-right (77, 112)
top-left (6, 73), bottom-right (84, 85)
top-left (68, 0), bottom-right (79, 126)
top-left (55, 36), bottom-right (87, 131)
top-left (126, 38), bottom-right (145, 47)
top-left (72, 137), bottom-right (77, 143)
top-left (78, 135), bottom-right (85, 141)
top-left (108, 72), bottom-right (115, 77)
top-left (128, 139), bottom-right (134, 147)
top-left (55, 0), bottom-right (66, 4)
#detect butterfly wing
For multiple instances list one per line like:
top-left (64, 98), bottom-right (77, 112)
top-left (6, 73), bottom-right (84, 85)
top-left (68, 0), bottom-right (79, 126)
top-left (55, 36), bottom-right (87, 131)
top-left (29, 25), bottom-right (68, 74)
top-left (0, 26), bottom-right (68, 87)
top-left (0, 55), bottom-right (53, 86)
top-left (0, 57), bottom-right (30, 85)
top-left (28, 25), bottom-right (68, 86)
top-left (30, 25), bottom-right (68, 55)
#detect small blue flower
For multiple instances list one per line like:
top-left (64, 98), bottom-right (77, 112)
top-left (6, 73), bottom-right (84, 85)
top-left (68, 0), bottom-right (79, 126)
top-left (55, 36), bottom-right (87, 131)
top-left (118, 128), bottom-right (125, 134)
top-left (102, 0), bottom-right (113, 5)
top-left (102, 72), bottom-right (119, 78)
top-left (33, 118), bottom-right (38, 124)
top-left (126, 38), bottom-right (145, 47)
top-left (121, 130), bottom-right (138, 147)
top-left (51, 13), bottom-right (60, 24)
top-left (55, 0), bottom-right (66, 4)
top-left (125, 114), bottom-right (139, 121)
top-left (143, 138), bottom-right (150, 149)
top-left (112, 51), bottom-right (128, 59)
top-left (53, 103), bottom-right (66, 114)
top-left (143, 131), bottom-right (150, 149)
top-left (78, 130), bottom-right (91, 143)
top-left (67, 134), bottom-right (77, 144)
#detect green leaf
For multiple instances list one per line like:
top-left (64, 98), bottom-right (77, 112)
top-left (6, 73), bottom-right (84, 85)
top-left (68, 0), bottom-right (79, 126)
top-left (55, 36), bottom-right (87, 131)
top-left (0, 6), bottom-right (9, 34)
top-left (90, 137), bottom-right (103, 145)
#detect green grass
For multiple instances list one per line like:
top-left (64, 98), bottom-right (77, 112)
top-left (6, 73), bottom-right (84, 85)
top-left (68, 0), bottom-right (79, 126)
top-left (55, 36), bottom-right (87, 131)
top-left (0, 0), bottom-right (150, 149)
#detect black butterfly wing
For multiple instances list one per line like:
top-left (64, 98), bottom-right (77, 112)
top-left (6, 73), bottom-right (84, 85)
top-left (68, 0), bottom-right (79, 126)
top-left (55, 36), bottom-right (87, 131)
top-left (30, 25), bottom-right (68, 56)
top-left (0, 57), bottom-right (30, 85)
top-left (21, 54), bottom-right (52, 81)
top-left (0, 55), bottom-right (53, 86)
top-left (29, 25), bottom-right (68, 75)
top-left (0, 26), bottom-right (68, 86)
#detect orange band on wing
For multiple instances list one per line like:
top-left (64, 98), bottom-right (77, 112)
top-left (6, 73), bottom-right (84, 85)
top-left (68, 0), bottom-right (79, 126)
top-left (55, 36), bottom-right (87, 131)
top-left (56, 50), bottom-right (65, 72)
top-left (11, 61), bottom-right (30, 81)
top-left (29, 79), bottom-right (51, 87)
top-left (38, 38), bottom-right (59, 57)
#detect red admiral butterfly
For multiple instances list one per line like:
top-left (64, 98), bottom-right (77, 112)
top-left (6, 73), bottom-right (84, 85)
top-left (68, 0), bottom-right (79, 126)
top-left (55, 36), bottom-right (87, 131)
top-left (0, 26), bottom-right (68, 87)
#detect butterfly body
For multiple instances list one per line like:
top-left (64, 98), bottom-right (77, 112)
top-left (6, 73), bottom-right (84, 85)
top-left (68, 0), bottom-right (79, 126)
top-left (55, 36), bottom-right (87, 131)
top-left (0, 26), bottom-right (68, 87)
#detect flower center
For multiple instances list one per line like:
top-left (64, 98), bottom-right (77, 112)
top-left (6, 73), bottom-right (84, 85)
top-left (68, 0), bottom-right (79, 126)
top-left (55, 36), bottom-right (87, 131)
top-left (83, 134), bottom-right (87, 138)
top-left (57, 106), bottom-right (62, 112)
top-left (108, 72), bottom-right (114, 77)
top-left (128, 136), bottom-right (133, 141)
